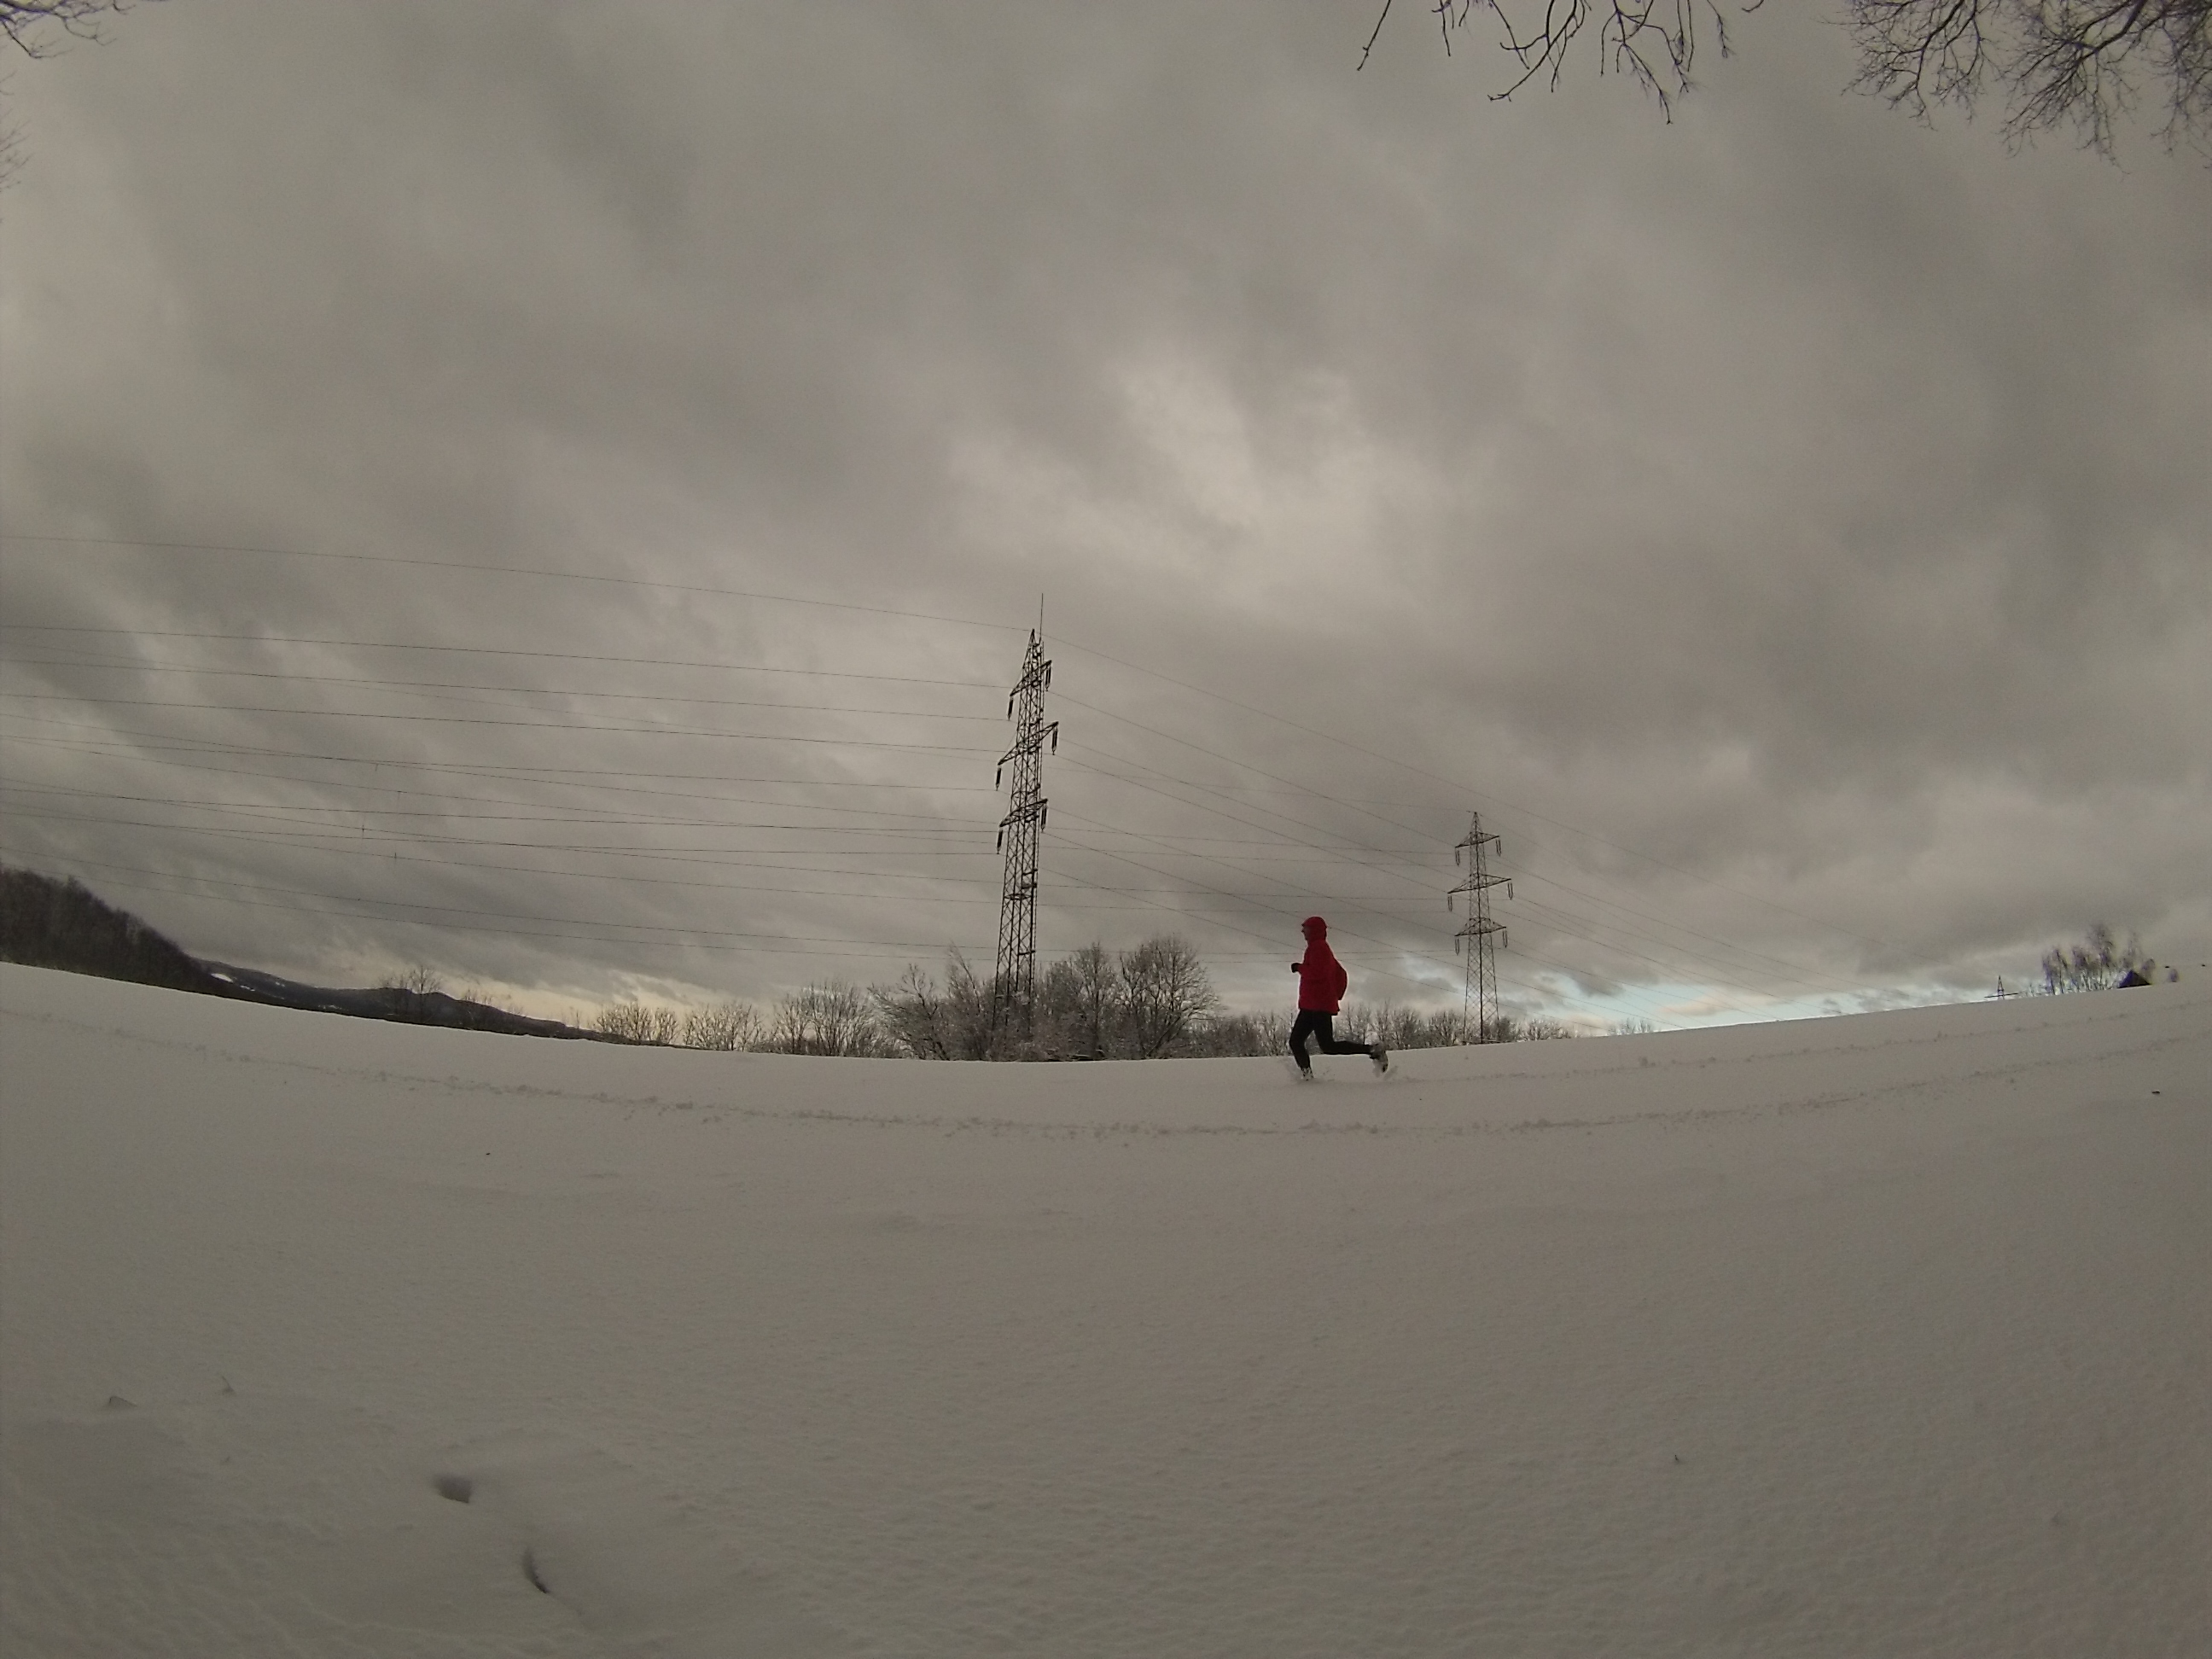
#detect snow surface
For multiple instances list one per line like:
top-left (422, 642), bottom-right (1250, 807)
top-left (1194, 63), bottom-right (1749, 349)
top-left (3, 963), bottom-right (2205, 1657)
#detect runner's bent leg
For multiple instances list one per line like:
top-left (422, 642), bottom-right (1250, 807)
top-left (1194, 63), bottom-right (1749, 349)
top-left (1312, 1015), bottom-right (1371, 1057)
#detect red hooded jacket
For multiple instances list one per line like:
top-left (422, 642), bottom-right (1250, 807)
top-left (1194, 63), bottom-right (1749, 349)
top-left (1294, 917), bottom-right (1349, 1013)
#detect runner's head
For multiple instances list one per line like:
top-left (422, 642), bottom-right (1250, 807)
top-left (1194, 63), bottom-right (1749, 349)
top-left (1302, 916), bottom-right (1327, 940)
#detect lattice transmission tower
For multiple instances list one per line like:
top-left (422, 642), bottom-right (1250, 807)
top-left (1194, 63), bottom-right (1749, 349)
top-left (1447, 812), bottom-right (1511, 1042)
top-left (992, 623), bottom-right (1057, 1045)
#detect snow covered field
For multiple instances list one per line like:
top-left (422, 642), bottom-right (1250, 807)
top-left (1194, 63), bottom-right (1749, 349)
top-left (2, 963), bottom-right (2205, 1657)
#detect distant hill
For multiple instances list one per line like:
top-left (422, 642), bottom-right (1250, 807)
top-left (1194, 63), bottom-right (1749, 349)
top-left (0, 864), bottom-right (590, 1040)
top-left (0, 865), bottom-right (229, 994)
top-left (197, 958), bottom-right (588, 1040)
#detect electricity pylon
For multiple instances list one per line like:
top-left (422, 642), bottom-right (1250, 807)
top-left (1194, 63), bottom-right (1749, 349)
top-left (1447, 812), bottom-right (1510, 1042)
top-left (992, 623), bottom-right (1057, 1045)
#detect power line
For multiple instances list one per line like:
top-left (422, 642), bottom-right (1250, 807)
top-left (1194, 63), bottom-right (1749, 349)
top-left (4, 707), bottom-right (1848, 1022)
top-left (1057, 685), bottom-right (1885, 996)
top-left (3, 732), bottom-right (993, 820)
top-left (0, 656), bottom-right (1004, 724)
top-left (1050, 748), bottom-right (1871, 1001)
top-left (1, 805), bottom-right (1002, 863)
top-left (0, 691), bottom-right (1002, 752)
top-left (3, 850), bottom-right (991, 961)
top-left (0, 853), bottom-right (969, 946)
top-left (0, 819), bottom-right (1677, 1023)
top-left (1046, 830), bottom-right (1454, 1002)
top-left (3, 527), bottom-right (1912, 963)
top-left (2, 556), bottom-right (1911, 1012)
top-left (1, 782), bottom-right (987, 836)
top-left (0, 717), bottom-right (998, 790)
top-left (1505, 890), bottom-right (1840, 1002)
top-left (0, 626), bottom-right (1003, 687)
top-left (0, 534), bottom-right (1030, 637)
top-left (1, 824), bottom-right (1003, 898)
top-left (1049, 629), bottom-right (1913, 961)
top-left (1051, 763), bottom-right (1708, 997)
top-left (9, 655), bottom-right (1876, 999)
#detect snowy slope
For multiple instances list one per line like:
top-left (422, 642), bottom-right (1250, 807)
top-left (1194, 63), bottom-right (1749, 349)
top-left (3, 963), bottom-right (2206, 1656)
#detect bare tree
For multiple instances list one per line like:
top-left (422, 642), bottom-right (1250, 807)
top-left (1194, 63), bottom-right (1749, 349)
top-left (1848, 0), bottom-right (2211, 150)
top-left (1362, 1), bottom-right (1747, 118)
top-left (1041, 941), bottom-right (1118, 1059)
top-left (379, 963), bottom-right (445, 997)
top-left (2039, 922), bottom-right (2154, 992)
top-left (1369, 1), bottom-right (2211, 151)
top-left (594, 1000), bottom-right (681, 1045)
top-left (1117, 935), bottom-right (1221, 1059)
top-left (769, 981), bottom-right (886, 1057)
top-left (3, 3), bottom-right (161, 190)
top-left (873, 952), bottom-right (995, 1059)
top-left (1187, 1009), bottom-right (1292, 1057)
top-left (876, 963), bottom-right (953, 1059)
top-left (682, 1001), bottom-right (762, 1051)
top-left (1, 0), bottom-right (144, 55)
top-left (1344, 1001), bottom-right (1470, 1050)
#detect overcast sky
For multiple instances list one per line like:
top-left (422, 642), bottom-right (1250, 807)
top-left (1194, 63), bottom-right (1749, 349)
top-left (3, 0), bottom-right (2206, 1028)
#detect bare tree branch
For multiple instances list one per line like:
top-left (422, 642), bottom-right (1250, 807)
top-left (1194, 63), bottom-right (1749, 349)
top-left (2, 3), bottom-right (159, 194)
top-left (1359, 0), bottom-right (1399, 70)
top-left (1373, 0), bottom-right (2209, 152)
top-left (1370, 2), bottom-right (1753, 118)
top-left (2, 0), bottom-right (138, 59)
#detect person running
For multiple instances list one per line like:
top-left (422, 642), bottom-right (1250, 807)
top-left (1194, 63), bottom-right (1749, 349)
top-left (1290, 916), bottom-right (1387, 1078)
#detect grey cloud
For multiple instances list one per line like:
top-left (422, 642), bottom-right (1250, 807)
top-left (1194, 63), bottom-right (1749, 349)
top-left (3, 0), bottom-right (2206, 1026)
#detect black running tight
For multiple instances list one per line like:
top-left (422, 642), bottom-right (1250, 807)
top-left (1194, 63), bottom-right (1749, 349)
top-left (1289, 1010), bottom-right (1376, 1068)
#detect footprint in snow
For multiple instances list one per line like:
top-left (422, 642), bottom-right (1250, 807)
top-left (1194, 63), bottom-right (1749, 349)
top-left (449, 1430), bottom-right (850, 1657)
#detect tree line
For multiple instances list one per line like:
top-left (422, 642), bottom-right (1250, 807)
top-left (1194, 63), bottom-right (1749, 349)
top-left (0, 865), bottom-right (1583, 1055)
top-left (589, 935), bottom-right (1583, 1059)
top-left (2035, 923), bottom-right (2179, 993)
top-left (22, 859), bottom-right (2181, 1059)
top-left (0, 864), bottom-right (218, 992)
